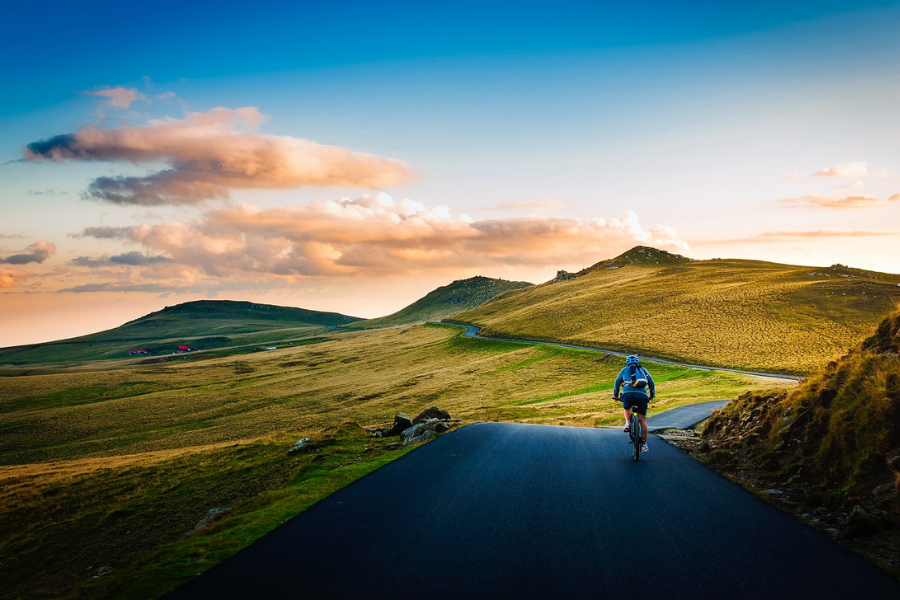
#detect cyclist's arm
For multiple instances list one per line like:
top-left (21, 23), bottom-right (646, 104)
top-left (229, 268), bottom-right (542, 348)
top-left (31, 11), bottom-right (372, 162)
top-left (613, 372), bottom-right (623, 398)
top-left (647, 372), bottom-right (656, 400)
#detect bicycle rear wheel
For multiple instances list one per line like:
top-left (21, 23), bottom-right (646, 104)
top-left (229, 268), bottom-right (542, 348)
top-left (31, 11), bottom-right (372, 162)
top-left (632, 414), bottom-right (641, 461)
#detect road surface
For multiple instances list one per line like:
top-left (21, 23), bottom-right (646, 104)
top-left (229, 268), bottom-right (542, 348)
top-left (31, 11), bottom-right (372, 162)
top-left (645, 400), bottom-right (731, 431)
top-left (441, 322), bottom-right (802, 382)
top-left (167, 423), bottom-right (899, 599)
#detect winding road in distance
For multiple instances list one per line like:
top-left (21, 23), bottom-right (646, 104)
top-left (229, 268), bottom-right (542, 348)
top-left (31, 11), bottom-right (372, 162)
top-left (168, 423), bottom-right (900, 599)
top-left (441, 322), bottom-right (803, 382)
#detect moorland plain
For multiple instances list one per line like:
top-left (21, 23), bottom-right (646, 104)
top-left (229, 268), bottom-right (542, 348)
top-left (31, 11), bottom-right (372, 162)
top-left (0, 323), bottom-right (789, 598)
top-left (452, 248), bottom-right (900, 374)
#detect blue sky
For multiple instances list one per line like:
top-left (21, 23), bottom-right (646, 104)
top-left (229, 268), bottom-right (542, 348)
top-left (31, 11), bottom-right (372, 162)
top-left (2, 1), bottom-right (900, 345)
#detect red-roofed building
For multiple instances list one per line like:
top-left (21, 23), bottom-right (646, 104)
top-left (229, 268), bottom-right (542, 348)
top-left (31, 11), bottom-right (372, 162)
top-left (128, 350), bottom-right (148, 355)
top-left (176, 345), bottom-right (190, 352)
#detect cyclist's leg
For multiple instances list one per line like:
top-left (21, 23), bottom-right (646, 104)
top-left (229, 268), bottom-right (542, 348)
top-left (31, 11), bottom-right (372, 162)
top-left (637, 413), bottom-right (648, 443)
top-left (632, 395), bottom-right (649, 443)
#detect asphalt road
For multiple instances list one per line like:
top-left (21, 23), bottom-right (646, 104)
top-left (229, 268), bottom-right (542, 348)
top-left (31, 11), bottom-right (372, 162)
top-left (441, 322), bottom-right (803, 382)
top-left (167, 423), bottom-right (900, 599)
top-left (645, 400), bottom-right (731, 431)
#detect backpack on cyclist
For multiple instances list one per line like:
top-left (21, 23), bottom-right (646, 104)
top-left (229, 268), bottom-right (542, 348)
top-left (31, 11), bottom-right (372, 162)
top-left (629, 365), bottom-right (649, 389)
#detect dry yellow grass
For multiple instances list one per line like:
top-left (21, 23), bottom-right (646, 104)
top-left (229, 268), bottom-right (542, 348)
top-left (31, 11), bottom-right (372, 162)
top-left (453, 252), bottom-right (900, 374)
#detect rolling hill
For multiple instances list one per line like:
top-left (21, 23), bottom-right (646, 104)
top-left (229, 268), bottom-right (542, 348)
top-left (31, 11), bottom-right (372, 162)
top-left (351, 276), bottom-right (532, 328)
top-left (450, 246), bottom-right (900, 374)
top-left (0, 300), bottom-right (362, 365)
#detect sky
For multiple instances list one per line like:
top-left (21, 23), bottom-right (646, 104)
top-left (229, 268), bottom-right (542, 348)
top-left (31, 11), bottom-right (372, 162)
top-left (2, 1), bottom-right (900, 347)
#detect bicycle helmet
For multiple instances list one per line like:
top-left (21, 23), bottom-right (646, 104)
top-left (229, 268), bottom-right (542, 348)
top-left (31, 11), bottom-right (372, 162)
top-left (625, 355), bottom-right (640, 366)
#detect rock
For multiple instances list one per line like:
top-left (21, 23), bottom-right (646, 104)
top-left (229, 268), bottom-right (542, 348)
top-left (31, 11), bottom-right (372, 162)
top-left (404, 429), bottom-right (435, 446)
top-left (873, 482), bottom-right (895, 498)
top-left (384, 442), bottom-right (402, 450)
top-left (287, 437), bottom-right (311, 455)
top-left (434, 421), bottom-right (453, 433)
top-left (773, 441), bottom-right (785, 451)
top-left (412, 407), bottom-right (451, 424)
top-left (400, 423), bottom-right (428, 441)
top-left (191, 507), bottom-right (231, 533)
top-left (552, 270), bottom-right (577, 283)
top-left (96, 566), bottom-right (111, 577)
top-left (386, 412), bottom-right (414, 437)
top-left (842, 505), bottom-right (891, 539)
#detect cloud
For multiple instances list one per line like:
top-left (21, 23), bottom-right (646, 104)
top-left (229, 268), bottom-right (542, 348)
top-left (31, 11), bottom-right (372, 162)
top-left (779, 172), bottom-right (804, 181)
top-left (482, 201), bottom-right (566, 211)
top-left (0, 268), bottom-right (34, 288)
top-left (813, 161), bottom-right (868, 178)
top-left (839, 180), bottom-right (865, 189)
top-left (26, 189), bottom-right (68, 196)
top-left (72, 226), bottom-right (136, 239)
top-left (69, 252), bottom-right (172, 268)
top-left (779, 194), bottom-right (899, 209)
top-left (873, 168), bottom-right (890, 179)
top-left (0, 233), bottom-right (26, 239)
top-left (692, 230), bottom-right (899, 245)
top-left (85, 86), bottom-right (147, 109)
top-left (0, 241), bottom-right (56, 265)
top-left (75, 194), bottom-right (688, 281)
top-left (23, 107), bottom-right (412, 205)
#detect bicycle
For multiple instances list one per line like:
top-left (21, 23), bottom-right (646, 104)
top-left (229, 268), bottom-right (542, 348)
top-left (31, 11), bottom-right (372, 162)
top-left (615, 396), bottom-right (643, 461)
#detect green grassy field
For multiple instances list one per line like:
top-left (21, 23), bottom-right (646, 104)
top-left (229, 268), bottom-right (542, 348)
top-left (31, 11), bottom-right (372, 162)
top-left (451, 247), bottom-right (900, 375)
top-left (347, 275), bottom-right (532, 329)
top-left (0, 300), bottom-right (361, 365)
top-left (0, 323), bottom-right (789, 598)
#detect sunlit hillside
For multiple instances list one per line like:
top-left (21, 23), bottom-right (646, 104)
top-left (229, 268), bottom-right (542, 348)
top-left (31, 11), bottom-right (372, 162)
top-left (451, 246), bottom-right (900, 375)
top-left (350, 276), bottom-right (532, 329)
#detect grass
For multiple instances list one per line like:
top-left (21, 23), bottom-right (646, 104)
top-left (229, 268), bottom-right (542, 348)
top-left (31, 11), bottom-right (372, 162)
top-left (0, 322), bottom-right (791, 598)
top-left (347, 275), bottom-right (532, 329)
top-left (451, 246), bottom-right (900, 375)
top-left (702, 305), bottom-right (900, 506)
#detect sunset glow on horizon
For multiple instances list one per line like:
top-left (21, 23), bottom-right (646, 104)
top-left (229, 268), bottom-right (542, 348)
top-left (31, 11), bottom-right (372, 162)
top-left (3, 1), bottom-right (900, 347)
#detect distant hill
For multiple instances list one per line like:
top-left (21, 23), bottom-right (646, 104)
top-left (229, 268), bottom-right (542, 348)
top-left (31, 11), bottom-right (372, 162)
top-left (450, 246), bottom-right (900, 374)
top-left (352, 276), bottom-right (533, 329)
top-left (0, 300), bottom-right (362, 365)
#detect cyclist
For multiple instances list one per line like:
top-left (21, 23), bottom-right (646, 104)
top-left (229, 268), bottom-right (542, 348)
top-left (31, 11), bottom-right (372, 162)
top-left (613, 355), bottom-right (655, 453)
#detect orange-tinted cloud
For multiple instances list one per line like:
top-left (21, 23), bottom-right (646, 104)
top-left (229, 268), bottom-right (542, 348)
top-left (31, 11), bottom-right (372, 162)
top-left (0, 268), bottom-right (34, 288)
top-left (24, 108), bottom-right (412, 205)
top-left (838, 180), bottom-right (865, 189)
top-left (482, 201), bottom-right (567, 211)
top-left (813, 161), bottom-right (868, 178)
top-left (74, 194), bottom-right (687, 282)
top-left (0, 241), bottom-right (55, 265)
top-left (779, 194), bottom-right (898, 209)
top-left (85, 86), bottom-right (147, 109)
top-left (692, 230), bottom-right (899, 245)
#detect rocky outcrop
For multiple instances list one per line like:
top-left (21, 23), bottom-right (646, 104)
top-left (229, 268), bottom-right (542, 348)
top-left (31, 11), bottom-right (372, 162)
top-left (387, 412), bottom-right (414, 436)
top-left (413, 407), bottom-right (450, 424)
top-left (552, 270), bottom-right (577, 283)
top-left (368, 409), bottom-right (459, 442)
top-left (186, 507), bottom-right (231, 535)
top-left (287, 437), bottom-right (311, 454)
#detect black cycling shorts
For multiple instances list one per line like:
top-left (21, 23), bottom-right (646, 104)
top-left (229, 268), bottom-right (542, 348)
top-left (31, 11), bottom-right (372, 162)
top-left (620, 391), bottom-right (649, 416)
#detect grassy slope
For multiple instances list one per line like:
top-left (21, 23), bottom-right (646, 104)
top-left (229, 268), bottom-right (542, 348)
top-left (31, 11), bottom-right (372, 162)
top-left (0, 324), bottom-right (789, 598)
top-left (0, 300), bottom-right (362, 365)
top-left (349, 276), bottom-right (532, 329)
top-left (703, 306), bottom-right (900, 507)
top-left (452, 246), bottom-right (900, 374)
